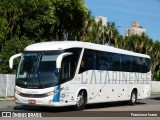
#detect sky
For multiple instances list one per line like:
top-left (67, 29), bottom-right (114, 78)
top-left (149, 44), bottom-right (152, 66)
top-left (85, 0), bottom-right (160, 41)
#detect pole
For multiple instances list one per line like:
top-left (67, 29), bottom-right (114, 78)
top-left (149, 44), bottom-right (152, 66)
top-left (103, 28), bottom-right (104, 45)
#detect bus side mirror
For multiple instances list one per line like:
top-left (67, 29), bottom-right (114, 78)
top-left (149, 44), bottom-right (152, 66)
top-left (56, 52), bottom-right (73, 69)
top-left (9, 53), bottom-right (22, 69)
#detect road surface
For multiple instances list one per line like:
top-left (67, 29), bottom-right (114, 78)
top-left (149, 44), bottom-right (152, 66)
top-left (0, 94), bottom-right (160, 119)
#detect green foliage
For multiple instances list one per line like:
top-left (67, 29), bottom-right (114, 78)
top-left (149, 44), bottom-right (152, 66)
top-left (0, 36), bottom-right (32, 73)
top-left (154, 70), bottom-right (160, 81)
top-left (0, 0), bottom-right (89, 73)
top-left (21, 0), bottom-right (57, 41)
top-left (52, 0), bottom-right (90, 40)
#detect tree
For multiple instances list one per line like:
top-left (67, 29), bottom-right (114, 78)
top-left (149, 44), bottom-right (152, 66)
top-left (0, 0), bottom-right (23, 50)
top-left (0, 0), bottom-right (58, 44)
top-left (52, 0), bottom-right (90, 40)
top-left (79, 16), bottom-right (105, 44)
top-left (0, 36), bottom-right (32, 73)
top-left (0, 0), bottom-right (91, 73)
top-left (0, 0), bottom-right (58, 73)
top-left (154, 70), bottom-right (160, 81)
top-left (151, 41), bottom-right (160, 80)
top-left (103, 22), bottom-right (122, 47)
top-left (21, 0), bottom-right (57, 41)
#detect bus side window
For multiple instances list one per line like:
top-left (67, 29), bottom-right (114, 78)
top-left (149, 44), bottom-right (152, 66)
top-left (112, 53), bottom-right (121, 71)
top-left (141, 58), bottom-right (150, 73)
top-left (60, 53), bottom-right (79, 82)
top-left (60, 56), bottom-right (72, 80)
top-left (79, 49), bottom-right (96, 73)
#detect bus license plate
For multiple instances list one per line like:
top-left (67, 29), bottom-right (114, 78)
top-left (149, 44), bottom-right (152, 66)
top-left (28, 100), bottom-right (36, 104)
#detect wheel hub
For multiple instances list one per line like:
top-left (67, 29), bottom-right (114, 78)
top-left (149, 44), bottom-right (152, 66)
top-left (77, 95), bottom-right (84, 107)
top-left (132, 93), bottom-right (136, 103)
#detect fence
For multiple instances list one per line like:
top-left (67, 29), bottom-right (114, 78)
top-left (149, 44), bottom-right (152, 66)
top-left (151, 81), bottom-right (160, 93)
top-left (0, 74), bottom-right (16, 100)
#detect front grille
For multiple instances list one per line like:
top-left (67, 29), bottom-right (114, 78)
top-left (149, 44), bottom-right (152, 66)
top-left (19, 93), bottom-right (48, 98)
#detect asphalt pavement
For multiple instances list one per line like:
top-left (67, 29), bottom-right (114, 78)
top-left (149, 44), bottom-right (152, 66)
top-left (0, 94), bottom-right (160, 119)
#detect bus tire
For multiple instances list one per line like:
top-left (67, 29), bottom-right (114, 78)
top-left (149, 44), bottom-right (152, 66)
top-left (129, 90), bottom-right (137, 105)
top-left (74, 91), bottom-right (87, 111)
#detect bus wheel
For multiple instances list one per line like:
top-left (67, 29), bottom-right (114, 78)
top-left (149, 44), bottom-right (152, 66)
top-left (74, 91), bottom-right (87, 111)
top-left (129, 90), bottom-right (137, 105)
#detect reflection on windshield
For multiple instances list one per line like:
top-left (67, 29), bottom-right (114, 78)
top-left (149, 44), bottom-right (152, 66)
top-left (18, 53), bottom-right (38, 78)
top-left (17, 52), bottom-right (60, 88)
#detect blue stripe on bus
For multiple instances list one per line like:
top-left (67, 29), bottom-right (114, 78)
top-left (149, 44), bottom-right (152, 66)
top-left (53, 85), bottom-right (60, 102)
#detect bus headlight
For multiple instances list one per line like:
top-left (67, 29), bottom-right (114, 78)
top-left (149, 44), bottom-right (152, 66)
top-left (15, 90), bottom-right (20, 95)
top-left (47, 91), bottom-right (54, 96)
top-left (54, 90), bottom-right (59, 94)
top-left (54, 87), bottom-right (64, 94)
top-left (47, 87), bottom-right (64, 96)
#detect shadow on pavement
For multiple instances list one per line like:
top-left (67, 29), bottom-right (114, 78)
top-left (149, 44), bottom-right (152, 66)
top-left (149, 97), bottom-right (160, 101)
top-left (14, 105), bottom-right (74, 113)
top-left (85, 101), bottom-right (146, 110)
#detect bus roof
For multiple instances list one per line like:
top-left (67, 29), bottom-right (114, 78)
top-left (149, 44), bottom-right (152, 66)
top-left (24, 41), bottom-right (150, 58)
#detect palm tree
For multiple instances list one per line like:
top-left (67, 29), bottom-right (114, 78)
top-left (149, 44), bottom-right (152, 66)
top-left (146, 39), bottom-right (154, 54)
top-left (151, 41), bottom-right (160, 80)
top-left (96, 18), bottom-right (103, 44)
top-left (125, 35), bottom-right (139, 51)
top-left (116, 35), bottom-right (124, 48)
top-left (104, 22), bottom-right (121, 47)
top-left (81, 17), bottom-right (101, 43)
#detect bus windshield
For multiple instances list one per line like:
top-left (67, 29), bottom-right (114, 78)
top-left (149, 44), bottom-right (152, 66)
top-left (16, 51), bottom-right (61, 88)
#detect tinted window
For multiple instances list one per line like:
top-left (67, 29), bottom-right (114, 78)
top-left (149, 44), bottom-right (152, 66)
top-left (60, 48), bottom-right (82, 82)
top-left (97, 51), bottom-right (110, 70)
top-left (137, 57), bottom-right (142, 72)
top-left (79, 49), bottom-right (96, 73)
top-left (78, 49), bottom-right (150, 73)
top-left (112, 53), bottom-right (121, 71)
top-left (141, 58), bottom-right (150, 73)
top-left (132, 56), bottom-right (138, 72)
top-left (121, 54), bottom-right (132, 72)
top-left (146, 59), bottom-right (150, 72)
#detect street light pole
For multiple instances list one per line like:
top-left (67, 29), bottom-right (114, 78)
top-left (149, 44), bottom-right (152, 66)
top-left (106, 28), bottom-right (111, 46)
top-left (0, 57), bottom-right (2, 62)
top-left (106, 25), bottom-right (121, 46)
top-left (102, 27), bottom-right (104, 45)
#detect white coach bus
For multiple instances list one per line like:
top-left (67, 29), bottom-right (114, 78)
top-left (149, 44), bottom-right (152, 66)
top-left (9, 41), bottom-right (151, 110)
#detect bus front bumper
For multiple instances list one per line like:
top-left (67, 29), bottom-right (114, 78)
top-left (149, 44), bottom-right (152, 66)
top-left (14, 93), bottom-right (76, 107)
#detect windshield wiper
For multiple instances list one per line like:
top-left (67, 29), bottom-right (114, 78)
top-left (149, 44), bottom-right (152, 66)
top-left (36, 53), bottom-right (44, 88)
top-left (35, 72), bottom-right (44, 88)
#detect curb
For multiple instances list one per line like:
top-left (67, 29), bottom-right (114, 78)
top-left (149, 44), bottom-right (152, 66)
top-left (0, 98), bottom-right (14, 101)
top-left (151, 93), bottom-right (160, 95)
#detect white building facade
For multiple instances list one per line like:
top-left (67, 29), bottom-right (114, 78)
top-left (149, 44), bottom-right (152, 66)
top-left (126, 22), bottom-right (146, 36)
top-left (95, 16), bottom-right (108, 26)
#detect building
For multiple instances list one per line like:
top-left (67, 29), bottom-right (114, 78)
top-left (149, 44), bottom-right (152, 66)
top-left (95, 16), bottom-right (108, 26)
top-left (125, 22), bottom-right (146, 36)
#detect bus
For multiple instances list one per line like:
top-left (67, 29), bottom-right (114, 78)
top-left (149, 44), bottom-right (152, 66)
top-left (9, 41), bottom-right (151, 110)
